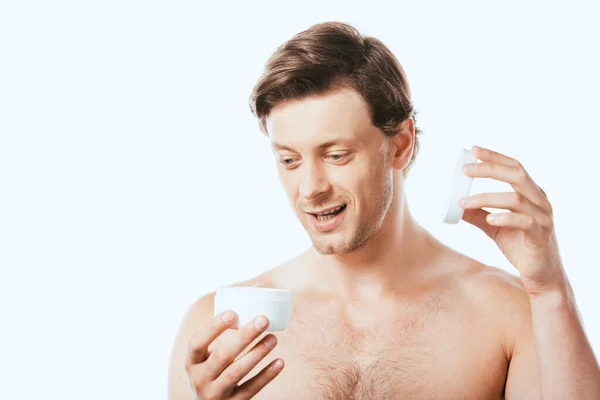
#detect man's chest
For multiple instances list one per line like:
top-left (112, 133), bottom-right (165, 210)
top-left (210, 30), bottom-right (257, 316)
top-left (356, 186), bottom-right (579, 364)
top-left (243, 302), bottom-right (509, 399)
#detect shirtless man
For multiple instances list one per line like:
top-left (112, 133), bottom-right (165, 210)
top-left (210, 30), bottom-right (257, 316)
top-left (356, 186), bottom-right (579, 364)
top-left (168, 22), bottom-right (600, 399)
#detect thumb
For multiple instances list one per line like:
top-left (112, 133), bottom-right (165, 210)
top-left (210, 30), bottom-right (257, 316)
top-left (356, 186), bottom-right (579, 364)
top-left (461, 208), bottom-right (499, 240)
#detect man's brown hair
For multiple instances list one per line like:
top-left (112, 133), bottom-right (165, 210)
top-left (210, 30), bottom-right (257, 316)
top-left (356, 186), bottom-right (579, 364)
top-left (249, 21), bottom-right (423, 176)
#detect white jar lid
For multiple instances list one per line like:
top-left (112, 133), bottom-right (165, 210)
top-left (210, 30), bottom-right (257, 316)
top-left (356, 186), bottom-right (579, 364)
top-left (442, 148), bottom-right (478, 224)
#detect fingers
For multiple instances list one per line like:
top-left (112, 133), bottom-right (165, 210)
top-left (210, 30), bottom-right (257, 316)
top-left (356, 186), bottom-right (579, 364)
top-left (185, 312), bottom-right (283, 400)
top-left (462, 160), bottom-right (521, 184)
top-left (484, 212), bottom-right (546, 238)
top-left (231, 358), bottom-right (285, 400)
top-left (465, 146), bottom-right (552, 215)
top-left (460, 146), bottom-right (557, 250)
top-left (486, 210), bottom-right (556, 250)
top-left (471, 145), bottom-right (520, 167)
top-left (212, 334), bottom-right (279, 395)
top-left (186, 310), bottom-right (238, 368)
top-left (461, 208), bottom-right (499, 240)
top-left (459, 192), bottom-right (551, 228)
top-left (463, 161), bottom-right (552, 215)
top-left (204, 316), bottom-right (271, 381)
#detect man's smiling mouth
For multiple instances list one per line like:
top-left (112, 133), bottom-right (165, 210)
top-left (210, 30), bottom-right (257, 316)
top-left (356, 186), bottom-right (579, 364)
top-left (309, 204), bottom-right (347, 221)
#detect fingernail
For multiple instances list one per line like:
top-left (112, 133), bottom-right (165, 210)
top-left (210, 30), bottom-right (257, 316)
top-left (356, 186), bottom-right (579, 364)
top-left (273, 359), bottom-right (284, 372)
top-left (459, 197), bottom-right (470, 206)
top-left (487, 214), bottom-right (499, 222)
top-left (254, 316), bottom-right (268, 330)
top-left (264, 335), bottom-right (277, 348)
top-left (222, 311), bottom-right (236, 324)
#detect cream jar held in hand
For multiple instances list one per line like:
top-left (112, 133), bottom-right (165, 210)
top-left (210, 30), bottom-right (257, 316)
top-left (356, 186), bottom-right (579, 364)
top-left (214, 286), bottom-right (292, 331)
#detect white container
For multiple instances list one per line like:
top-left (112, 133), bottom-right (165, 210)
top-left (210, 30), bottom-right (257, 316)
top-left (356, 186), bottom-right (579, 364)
top-left (214, 286), bottom-right (292, 331)
top-left (442, 148), bottom-right (478, 224)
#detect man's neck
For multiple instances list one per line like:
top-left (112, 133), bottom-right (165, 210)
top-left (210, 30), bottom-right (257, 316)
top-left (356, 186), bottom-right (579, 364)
top-left (304, 191), bottom-right (444, 303)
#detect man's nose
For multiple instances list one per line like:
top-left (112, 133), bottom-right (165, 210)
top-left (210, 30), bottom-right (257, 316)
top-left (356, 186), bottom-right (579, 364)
top-left (299, 163), bottom-right (331, 201)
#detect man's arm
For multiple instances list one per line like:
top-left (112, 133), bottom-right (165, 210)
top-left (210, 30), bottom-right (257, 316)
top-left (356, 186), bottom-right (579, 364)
top-left (168, 292), bottom-right (216, 400)
top-left (505, 284), bottom-right (600, 399)
top-left (458, 146), bottom-right (600, 398)
top-left (530, 287), bottom-right (600, 398)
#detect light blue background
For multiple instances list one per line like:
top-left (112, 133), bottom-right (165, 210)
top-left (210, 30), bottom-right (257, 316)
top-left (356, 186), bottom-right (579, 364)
top-left (1, 1), bottom-right (598, 398)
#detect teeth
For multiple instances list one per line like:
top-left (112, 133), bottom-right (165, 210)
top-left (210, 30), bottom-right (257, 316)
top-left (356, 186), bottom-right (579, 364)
top-left (316, 205), bottom-right (343, 216)
top-left (317, 213), bottom-right (336, 221)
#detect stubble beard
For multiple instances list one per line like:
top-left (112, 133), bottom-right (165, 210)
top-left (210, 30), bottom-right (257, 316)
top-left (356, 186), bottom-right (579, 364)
top-left (308, 174), bottom-right (393, 255)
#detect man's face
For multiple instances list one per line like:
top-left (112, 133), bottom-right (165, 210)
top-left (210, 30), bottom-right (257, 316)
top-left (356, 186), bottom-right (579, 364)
top-left (266, 88), bottom-right (395, 255)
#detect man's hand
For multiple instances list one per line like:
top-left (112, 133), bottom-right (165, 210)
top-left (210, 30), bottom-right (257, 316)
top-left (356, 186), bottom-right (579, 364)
top-left (458, 145), bottom-right (567, 296)
top-left (184, 310), bottom-right (284, 400)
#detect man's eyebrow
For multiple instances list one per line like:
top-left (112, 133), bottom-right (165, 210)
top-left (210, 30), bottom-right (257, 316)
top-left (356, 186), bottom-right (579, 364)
top-left (271, 139), bottom-right (357, 152)
top-left (271, 142), bottom-right (295, 152)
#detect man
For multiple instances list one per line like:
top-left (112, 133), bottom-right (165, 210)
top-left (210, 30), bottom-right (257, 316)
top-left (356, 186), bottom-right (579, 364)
top-left (168, 21), bottom-right (600, 399)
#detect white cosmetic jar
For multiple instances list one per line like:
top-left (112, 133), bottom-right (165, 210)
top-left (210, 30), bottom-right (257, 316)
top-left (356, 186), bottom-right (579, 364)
top-left (214, 286), bottom-right (292, 331)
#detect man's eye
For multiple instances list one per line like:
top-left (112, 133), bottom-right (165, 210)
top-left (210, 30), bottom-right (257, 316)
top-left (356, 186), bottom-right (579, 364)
top-left (327, 153), bottom-right (347, 162)
top-left (280, 157), bottom-right (295, 166)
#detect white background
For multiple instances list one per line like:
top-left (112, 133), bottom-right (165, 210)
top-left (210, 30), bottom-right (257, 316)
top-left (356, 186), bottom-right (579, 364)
top-left (1, 1), bottom-right (598, 399)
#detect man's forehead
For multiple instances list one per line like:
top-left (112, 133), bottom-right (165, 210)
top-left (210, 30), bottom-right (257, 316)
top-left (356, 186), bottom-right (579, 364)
top-left (266, 89), bottom-right (372, 149)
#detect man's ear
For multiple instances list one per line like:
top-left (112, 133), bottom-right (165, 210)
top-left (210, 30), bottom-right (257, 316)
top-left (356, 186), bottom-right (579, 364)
top-left (389, 117), bottom-right (415, 171)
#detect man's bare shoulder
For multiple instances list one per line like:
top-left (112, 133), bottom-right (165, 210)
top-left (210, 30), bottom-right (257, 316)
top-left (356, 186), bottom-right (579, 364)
top-left (446, 254), bottom-right (534, 353)
top-left (443, 251), bottom-right (528, 308)
top-left (457, 260), bottom-right (530, 311)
